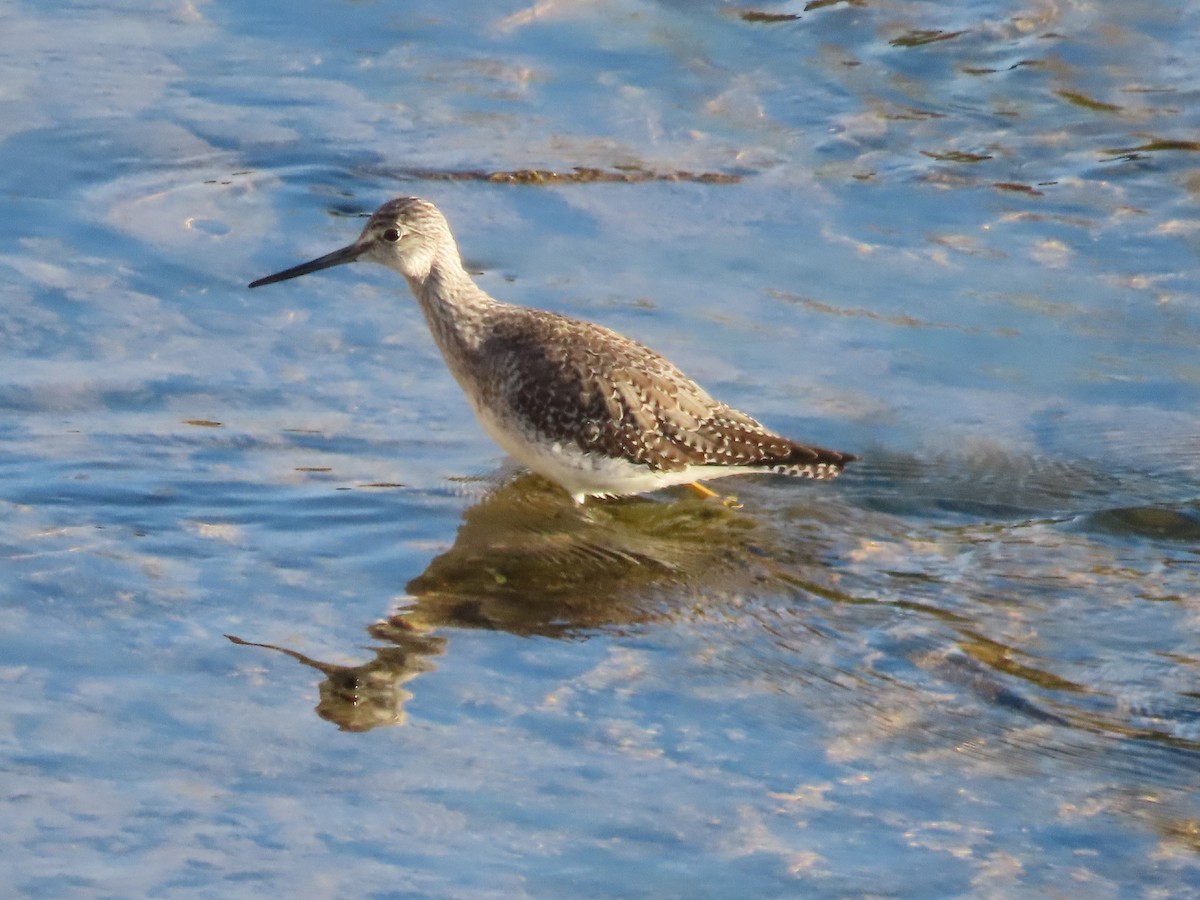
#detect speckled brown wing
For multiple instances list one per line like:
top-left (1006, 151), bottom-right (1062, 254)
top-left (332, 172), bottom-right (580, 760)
top-left (477, 309), bottom-right (855, 477)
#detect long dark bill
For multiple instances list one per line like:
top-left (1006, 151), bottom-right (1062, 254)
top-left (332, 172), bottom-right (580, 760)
top-left (248, 242), bottom-right (366, 289)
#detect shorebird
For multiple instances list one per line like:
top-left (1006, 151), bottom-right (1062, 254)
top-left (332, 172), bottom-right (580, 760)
top-left (249, 197), bottom-right (856, 503)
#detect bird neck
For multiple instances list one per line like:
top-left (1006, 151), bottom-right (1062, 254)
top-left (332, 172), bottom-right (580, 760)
top-left (407, 245), bottom-right (498, 360)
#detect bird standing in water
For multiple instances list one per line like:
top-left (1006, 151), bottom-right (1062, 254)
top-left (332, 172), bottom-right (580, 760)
top-left (249, 198), bottom-right (856, 503)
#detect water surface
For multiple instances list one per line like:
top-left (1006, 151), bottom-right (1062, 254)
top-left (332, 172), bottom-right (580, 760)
top-left (3, 0), bottom-right (1200, 895)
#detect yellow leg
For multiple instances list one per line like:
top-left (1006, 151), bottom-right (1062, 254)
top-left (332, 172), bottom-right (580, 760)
top-left (685, 482), bottom-right (742, 508)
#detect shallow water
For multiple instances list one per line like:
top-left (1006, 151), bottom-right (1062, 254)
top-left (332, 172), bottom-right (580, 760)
top-left (3, 0), bottom-right (1200, 895)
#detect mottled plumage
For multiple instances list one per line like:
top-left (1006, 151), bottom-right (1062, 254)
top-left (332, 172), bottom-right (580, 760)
top-left (250, 197), bottom-right (856, 502)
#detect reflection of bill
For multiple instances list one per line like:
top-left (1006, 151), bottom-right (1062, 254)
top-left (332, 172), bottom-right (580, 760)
top-left (226, 621), bottom-right (446, 732)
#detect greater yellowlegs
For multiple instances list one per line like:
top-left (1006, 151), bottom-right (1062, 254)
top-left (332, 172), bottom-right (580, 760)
top-left (249, 197), bottom-right (856, 503)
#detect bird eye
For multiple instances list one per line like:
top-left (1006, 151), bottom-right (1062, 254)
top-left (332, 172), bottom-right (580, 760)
top-left (382, 227), bottom-right (402, 242)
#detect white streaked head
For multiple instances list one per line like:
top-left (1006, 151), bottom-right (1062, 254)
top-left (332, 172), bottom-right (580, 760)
top-left (249, 197), bottom-right (459, 289)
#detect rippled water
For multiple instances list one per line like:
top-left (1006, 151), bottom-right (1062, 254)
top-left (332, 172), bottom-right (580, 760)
top-left (4, 0), bottom-right (1200, 895)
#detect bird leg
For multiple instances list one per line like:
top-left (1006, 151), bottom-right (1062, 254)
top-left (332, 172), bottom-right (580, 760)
top-left (685, 482), bottom-right (742, 508)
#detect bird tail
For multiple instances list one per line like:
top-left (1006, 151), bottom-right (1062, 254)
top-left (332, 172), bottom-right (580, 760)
top-left (771, 443), bottom-right (857, 480)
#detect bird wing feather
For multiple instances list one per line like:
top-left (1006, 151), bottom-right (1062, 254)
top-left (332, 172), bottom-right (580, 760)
top-left (477, 309), bottom-right (850, 474)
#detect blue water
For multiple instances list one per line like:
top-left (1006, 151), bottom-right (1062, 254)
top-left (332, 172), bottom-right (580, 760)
top-left (3, 0), bottom-right (1200, 895)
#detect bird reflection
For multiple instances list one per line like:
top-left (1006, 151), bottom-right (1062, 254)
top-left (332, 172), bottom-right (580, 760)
top-left (403, 473), bottom-right (803, 636)
top-left (227, 452), bottom-right (1200, 781)
top-left (228, 473), bottom-right (841, 730)
top-left (226, 621), bottom-right (446, 732)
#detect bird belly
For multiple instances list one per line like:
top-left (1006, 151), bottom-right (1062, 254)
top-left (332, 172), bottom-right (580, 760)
top-left (468, 400), bottom-right (759, 503)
